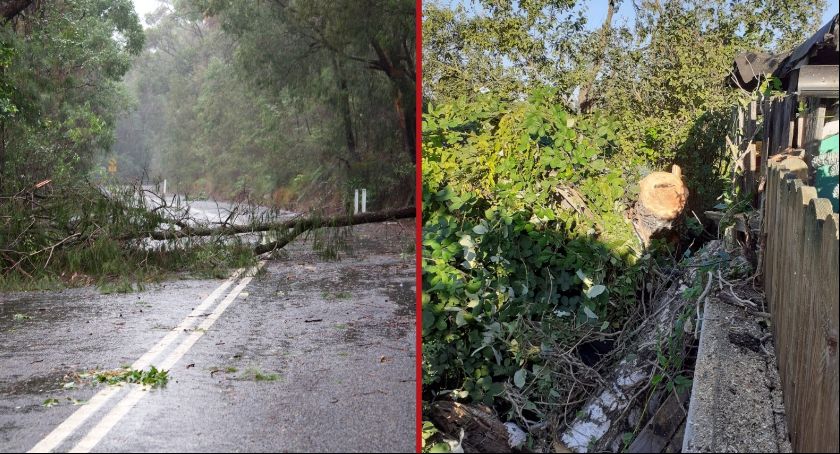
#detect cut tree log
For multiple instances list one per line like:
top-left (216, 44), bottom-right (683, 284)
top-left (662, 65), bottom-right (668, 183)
top-left (558, 241), bottom-right (724, 453)
top-left (631, 166), bottom-right (688, 245)
top-left (627, 389), bottom-right (689, 453)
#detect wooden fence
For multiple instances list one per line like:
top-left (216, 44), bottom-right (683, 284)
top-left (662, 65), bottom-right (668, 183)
top-left (763, 162), bottom-right (839, 453)
top-left (730, 96), bottom-right (837, 209)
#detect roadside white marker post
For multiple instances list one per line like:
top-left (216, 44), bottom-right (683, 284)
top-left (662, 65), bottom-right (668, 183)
top-left (354, 189), bottom-right (359, 214)
top-left (162, 179), bottom-right (167, 195)
top-left (362, 189), bottom-right (367, 213)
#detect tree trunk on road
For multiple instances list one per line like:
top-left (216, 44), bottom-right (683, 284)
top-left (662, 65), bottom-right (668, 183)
top-left (253, 206), bottom-right (415, 255)
top-left (140, 206), bottom-right (414, 242)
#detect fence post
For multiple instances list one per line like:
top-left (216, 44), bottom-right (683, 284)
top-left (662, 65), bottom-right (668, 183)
top-left (354, 189), bottom-right (359, 214)
top-left (362, 189), bottom-right (367, 213)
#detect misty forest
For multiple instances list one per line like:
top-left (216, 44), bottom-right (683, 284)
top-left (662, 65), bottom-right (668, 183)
top-left (0, 2), bottom-right (419, 450)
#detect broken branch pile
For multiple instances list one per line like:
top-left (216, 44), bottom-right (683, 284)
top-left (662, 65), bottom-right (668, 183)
top-left (425, 240), bottom-right (765, 453)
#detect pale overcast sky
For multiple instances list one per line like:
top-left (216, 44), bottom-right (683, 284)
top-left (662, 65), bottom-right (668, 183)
top-left (131, 0), bottom-right (163, 27)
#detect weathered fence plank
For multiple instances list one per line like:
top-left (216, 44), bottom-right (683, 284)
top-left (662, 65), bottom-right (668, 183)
top-left (764, 162), bottom-right (839, 453)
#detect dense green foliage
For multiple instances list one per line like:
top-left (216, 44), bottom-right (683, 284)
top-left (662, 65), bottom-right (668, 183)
top-left (0, 0), bottom-right (143, 188)
top-left (424, 0), bottom-right (826, 209)
top-left (0, 180), bottom-right (257, 290)
top-left (116, 0), bottom-right (415, 209)
top-left (422, 0), bottom-right (831, 445)
top-left (1, 0), bottom-right (415, 288)
top-left (0, 1), bottom-right (165, 287)
top-left (422, 90), bottom-right (644, 406)
top-left (423, 0), bottom-right (587, 100)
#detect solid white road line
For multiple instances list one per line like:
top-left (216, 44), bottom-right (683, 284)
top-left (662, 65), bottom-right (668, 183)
top-left (132, 267), bottom-right (246, 370)
top-left (68, 263), bottom-right (264, 453)
top-left (27, 265), bottom-right (252, 454)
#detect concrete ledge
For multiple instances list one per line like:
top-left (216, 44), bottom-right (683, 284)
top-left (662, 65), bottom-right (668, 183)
top-left (683, 296), bottom-right (791, 453)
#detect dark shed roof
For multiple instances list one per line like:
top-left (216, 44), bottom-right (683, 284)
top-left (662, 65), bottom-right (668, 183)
top-left (730, 13), bottom-right (839, 91)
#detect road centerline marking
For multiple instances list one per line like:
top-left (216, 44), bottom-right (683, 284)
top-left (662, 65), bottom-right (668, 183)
top-left (69, 262), bottom-right (264, 453)
top-left (27, 265), bottom-right (253, 454)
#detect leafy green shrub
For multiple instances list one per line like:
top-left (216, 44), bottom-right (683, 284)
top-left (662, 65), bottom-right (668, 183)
top-left (422, 90), bottom-right (646, 409)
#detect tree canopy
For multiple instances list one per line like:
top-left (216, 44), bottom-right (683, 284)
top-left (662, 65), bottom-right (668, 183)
top-left (113, 0), bottom-right (416, 209)
top-left (0, 0), bottom-right (143, 186)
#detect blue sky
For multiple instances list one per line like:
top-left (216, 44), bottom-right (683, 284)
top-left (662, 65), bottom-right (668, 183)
top-left (436, 0), bottom-right (840, 32)
top-left (581, 1), bottom-right (635, 30)
top-left (586, 0), bottom-right (839, 30)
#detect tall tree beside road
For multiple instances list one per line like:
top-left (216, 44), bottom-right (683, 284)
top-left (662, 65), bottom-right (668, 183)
top-left (113, 0), bottom-right (416, 209)
top-left (0, 0), bottom-right (143, 185)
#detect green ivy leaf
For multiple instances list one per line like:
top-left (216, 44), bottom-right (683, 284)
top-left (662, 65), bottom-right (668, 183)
top-left (514, 368), bottom-right (527, 388)
top-left (585, 284), bottom-right (606, 299)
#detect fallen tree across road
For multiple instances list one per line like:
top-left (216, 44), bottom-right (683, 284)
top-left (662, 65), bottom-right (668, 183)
top-left (252, 206), bottom-right (415, 255)
top-left (1, 179), bottom-right (414, 287)
top-left (140, 206), bottom-right (415, 242)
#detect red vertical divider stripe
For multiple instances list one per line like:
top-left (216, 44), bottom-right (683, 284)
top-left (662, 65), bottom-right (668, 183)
top-left (414, 0), bottom-right (423, 451)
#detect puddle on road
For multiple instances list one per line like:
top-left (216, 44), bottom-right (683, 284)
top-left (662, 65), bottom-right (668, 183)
top-left (0, 370), bottom-right (72, 397)
top-left (0, 293), bottom-right (90, 333)
top-left (384, 282), bottom-right (415, 318)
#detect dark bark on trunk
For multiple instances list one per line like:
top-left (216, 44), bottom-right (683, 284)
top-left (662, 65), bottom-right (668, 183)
top-left (394, 85), bottom-right (415, 161)
top-left (577, 0), bottom-right (616, 113)
top-left (331, 55), bottom-right (358, 162)
top-left (0, 0), bottom-right (32, 21)
top-left (0, 122), bottom-right (6, 178)
top-left (368, 38), bottom-right (415, 162)
top-left (429, 401), bottom-right (512, 453)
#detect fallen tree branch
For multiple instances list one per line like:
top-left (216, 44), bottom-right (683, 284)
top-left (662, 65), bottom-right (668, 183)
top-left (129, 206), bottom-right (415, 242)
top-left (253, 206), bottom-right (415, 255)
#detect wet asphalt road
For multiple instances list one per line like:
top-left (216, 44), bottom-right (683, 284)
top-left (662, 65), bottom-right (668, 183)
top-left (0, 220), bottom-right (416, 452)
